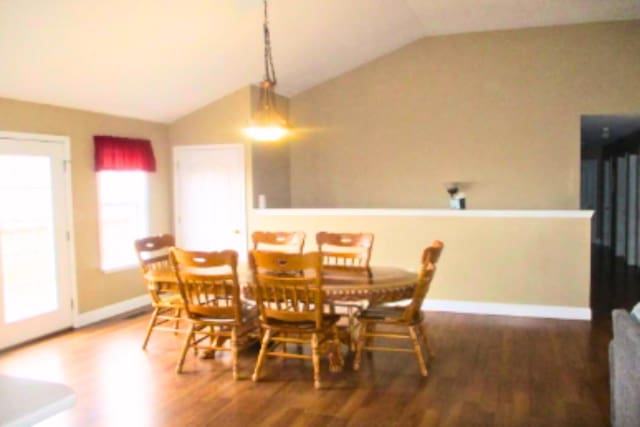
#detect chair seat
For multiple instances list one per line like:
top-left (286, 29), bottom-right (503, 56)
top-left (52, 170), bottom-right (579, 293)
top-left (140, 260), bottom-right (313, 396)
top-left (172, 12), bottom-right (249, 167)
top-left (359, 305), bottom-right (421, 324)
top-left (158, 293), bottom-right (182, 304)
top-left (264, 314), bottom-right (341, 332)
top-left (192, 303), bottom-right (258, 324)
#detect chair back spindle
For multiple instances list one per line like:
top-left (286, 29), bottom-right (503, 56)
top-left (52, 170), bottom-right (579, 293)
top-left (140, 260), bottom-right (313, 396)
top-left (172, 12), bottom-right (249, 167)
top-left (250, 251), bottom-right (324, 329)
top-left (170, 248), bottom-right (242, 323)
top-left (316, 232), bottom-right (374, 277)
top-left (252, 231), bottom-right (305, 253)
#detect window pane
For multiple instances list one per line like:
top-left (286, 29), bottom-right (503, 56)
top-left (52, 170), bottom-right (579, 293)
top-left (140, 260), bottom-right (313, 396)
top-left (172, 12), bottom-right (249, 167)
top-left (98, 172), bottom-right (148, 270)
top-left (0, 156), bottom-right (58, 323)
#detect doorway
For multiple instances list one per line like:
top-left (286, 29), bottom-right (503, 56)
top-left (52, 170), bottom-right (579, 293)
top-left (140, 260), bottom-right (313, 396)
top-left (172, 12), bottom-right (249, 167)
top-left (0, 132), bottom-right (75, 350)
top-left (173, 144), bottom-right (247, 258)
top-left (581, 115), bottom-right (640, 316)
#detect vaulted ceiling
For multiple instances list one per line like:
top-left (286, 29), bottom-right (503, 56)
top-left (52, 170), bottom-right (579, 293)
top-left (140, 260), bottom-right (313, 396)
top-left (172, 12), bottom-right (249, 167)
top-left (1, 0), bottom-right (639, 123)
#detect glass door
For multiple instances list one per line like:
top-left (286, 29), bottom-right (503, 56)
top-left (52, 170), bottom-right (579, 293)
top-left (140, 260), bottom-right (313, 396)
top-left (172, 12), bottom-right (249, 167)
top-left (0, 135), bottom-right (74, 350)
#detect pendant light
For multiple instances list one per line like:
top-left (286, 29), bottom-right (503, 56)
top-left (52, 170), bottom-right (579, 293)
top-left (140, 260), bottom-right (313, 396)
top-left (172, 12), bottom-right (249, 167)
top-left (243, 0), bottom-right (289, 142)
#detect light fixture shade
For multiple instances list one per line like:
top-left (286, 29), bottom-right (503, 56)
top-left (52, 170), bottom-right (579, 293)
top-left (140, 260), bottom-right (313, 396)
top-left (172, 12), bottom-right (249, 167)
top-left (243, 125), bottom-right (288, 142)
top-left (243, 0), bottom-right (290, 143)
top-left (243, 80), bottom-right (289, 142)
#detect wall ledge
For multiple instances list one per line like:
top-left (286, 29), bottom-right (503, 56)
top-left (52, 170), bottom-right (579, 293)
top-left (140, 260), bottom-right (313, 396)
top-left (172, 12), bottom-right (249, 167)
top-left (74, 294), bottom-right (150, 328)
top-left (422, 299), bottom-right (591, 320)
top-left (253, 208), bottom-right (594, 219)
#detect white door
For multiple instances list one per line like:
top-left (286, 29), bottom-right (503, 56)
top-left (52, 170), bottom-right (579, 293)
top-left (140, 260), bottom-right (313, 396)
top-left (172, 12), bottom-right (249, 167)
top-left (174, 145), bottom-right (247, 257)
top-left (0, 133), bottom-right (74, 350)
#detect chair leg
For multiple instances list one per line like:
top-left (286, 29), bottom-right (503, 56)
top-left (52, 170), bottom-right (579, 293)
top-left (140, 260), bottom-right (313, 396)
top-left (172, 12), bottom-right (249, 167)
top-left (366, 323), bottom-right (376, 348)
top-left (419, 323), bottom-right (434, 359)
top-left (142, 307), bottom-right (160, 350)
top-left (329, 325), bottom-right (344, 372)
top-left (173, 308), bottom-right (182, 333)
top-left (191, 327), bottom-right (199, 356)
top-left (252, 328), bottom-right (272, 382)
top-left (347, 306), bottom-right (356, 351)
top-left (409, 325), bottom-right (428, 377)
top-left (231, 327), bottom-right (239, 381)
top-left (353, 321), bottom-right (368, 371)
top-left (311, 333), bottom-right (321, 389)
top-left (203, 326), bottom-right (218, 359)
top-left (176, 324), bottom-right (195, 374)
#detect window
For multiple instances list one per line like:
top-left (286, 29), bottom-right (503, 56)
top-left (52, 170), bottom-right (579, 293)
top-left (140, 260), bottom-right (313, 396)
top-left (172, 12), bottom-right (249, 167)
top-left (93, 135), bottom-right (156, 272)
top-left (98, 171), bottom-right (148, 271)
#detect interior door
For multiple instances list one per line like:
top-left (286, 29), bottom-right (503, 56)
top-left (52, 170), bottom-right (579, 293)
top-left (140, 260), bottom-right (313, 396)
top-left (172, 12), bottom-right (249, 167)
top-left (0, 134), bottom-right (74, 350)
top-left (173, 144), bottom-right (247, 257)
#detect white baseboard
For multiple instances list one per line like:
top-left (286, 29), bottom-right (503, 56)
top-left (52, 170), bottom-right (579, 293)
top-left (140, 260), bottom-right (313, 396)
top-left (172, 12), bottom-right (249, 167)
top-left (74, 294), bottom-right (151, 328)
top-left (422, 299), bottom-right (591, 320)
top-left (72, 295), bottom-right (591, 328)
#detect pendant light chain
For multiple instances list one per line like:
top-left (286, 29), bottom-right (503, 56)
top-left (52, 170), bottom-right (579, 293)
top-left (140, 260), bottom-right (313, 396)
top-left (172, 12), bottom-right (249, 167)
top-left (243, 0), bottom-right (289, 142)
top-left (263, 0), bottom-right (277, 85)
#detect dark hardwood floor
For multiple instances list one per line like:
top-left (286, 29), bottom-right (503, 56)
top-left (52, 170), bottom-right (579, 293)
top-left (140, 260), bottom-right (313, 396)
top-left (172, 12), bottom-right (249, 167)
top-left (591, 244), bottom-right (640, 319)
top-left (0, 307), bottom-right (611, 427)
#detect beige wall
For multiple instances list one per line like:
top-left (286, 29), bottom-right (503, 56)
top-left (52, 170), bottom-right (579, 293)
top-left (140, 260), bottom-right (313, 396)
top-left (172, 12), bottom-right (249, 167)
top-left (252, 141), bottom-right (292, 208)
top-left (168, 86), bottom-right (254, 233)
top-left (169, 85), bottom-right (292, 210)
top-left (250, 211), bottom-right (591, 308)
top-left (250, 86), bottom-right (292, 208)
top-left (0, 97), bottom-right (171, 313)
top-left (289, 20), bottom-right (640, 209)
top-left (169, 86), bottom-right (252, 147)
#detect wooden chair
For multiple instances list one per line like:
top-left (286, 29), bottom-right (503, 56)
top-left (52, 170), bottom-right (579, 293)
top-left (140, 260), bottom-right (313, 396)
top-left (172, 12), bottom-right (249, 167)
top-left (422, 240), bottom-right (444, 267)
top-left (316, 232), bottom-right (374, 277)
top-left (316, 231), bottom-right (375, 348)
top-left (252, 231), bottom-right (305, 253)
top-left (134, 234), bottom-right (183, 350)
top-left (249, 250), bottom-right (344, 389)
top-left (170, 248), bottom-right (258, 378)
top-left (353, 243), bottom-right (443, 377)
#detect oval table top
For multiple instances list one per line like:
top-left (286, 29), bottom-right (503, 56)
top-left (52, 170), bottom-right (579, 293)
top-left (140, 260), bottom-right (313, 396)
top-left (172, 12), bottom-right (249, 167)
top-left (321, 266), bottom-right (417, 303)
top-left (144, 266), bottom-right (417, 305)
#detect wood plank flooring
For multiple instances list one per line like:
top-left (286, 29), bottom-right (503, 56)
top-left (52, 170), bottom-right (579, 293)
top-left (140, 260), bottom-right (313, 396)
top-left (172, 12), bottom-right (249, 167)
top-left (0, 310), bottom-right (611, 427)
top-left (591, 244), bottom-right (640, 318)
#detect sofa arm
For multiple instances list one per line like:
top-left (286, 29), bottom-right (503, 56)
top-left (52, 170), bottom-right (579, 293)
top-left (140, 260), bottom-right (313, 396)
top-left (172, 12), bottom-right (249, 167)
top-left (612, 309), bottom-right (640, 344)
top-left (610, 309), bottom-right (640, 427)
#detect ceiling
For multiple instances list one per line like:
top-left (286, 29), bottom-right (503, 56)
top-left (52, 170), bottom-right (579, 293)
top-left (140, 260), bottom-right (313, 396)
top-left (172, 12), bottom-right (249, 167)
top-left (1, 0), bottom-right (639, 123)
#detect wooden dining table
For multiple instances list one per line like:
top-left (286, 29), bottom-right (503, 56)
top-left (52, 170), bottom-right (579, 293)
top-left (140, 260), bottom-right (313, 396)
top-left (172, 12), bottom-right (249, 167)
top-left (320, 266), bottom-right (417, 305)
top-left (144, 265), bottom-right (417, 364)
top-left (145, 266), bottom-right (418, 306)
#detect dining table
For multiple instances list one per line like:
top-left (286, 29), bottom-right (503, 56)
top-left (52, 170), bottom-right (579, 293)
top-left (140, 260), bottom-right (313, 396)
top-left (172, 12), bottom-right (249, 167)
top-left (145, 265), bottom-right (418, 306)
top-left (319, 266), bottom-right (417, 305)
top-left (144, 264), bottom-right (417, 366)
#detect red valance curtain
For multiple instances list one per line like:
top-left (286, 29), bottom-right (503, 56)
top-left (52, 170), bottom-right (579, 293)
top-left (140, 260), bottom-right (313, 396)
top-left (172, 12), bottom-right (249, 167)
top-left (94, 135), bottom-right (156, 172)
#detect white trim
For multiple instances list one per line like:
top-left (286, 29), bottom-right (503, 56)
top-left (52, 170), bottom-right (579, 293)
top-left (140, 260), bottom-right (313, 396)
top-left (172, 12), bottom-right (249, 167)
top-left (253, 208), bottom-right (594, 219)
top-left (74, 294), bottom-right (150, 328)
top-left (422, 299), bottom-right (591, 320)
top-left (61, 137), bottom-right (79, 330)
top-left (0, 131), bottom-right (70, 144)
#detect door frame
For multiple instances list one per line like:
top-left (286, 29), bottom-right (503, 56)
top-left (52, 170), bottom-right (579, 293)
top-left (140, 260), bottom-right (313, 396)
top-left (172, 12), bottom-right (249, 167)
top-left (0, 131), bottom-right (78, 330)
top-left (172, 143), bottom-right (248, 257)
